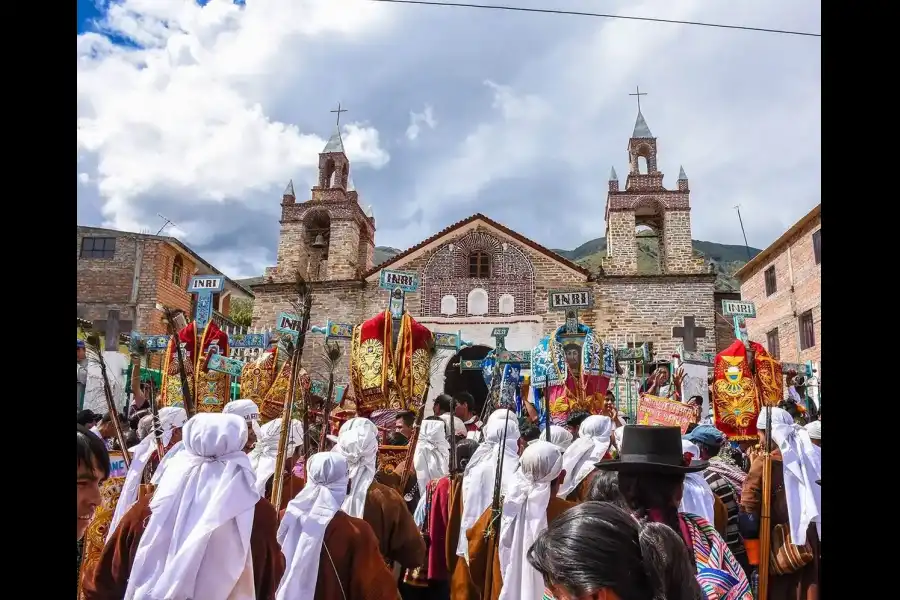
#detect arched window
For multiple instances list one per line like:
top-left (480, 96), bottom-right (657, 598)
top-left (467, 288), bottom-right (489, 315)
top-left (440, 295), bottom-right (458, 316)
top-left (498, 293), bottom-right (515, 315)
top-left (637, 156), bottom-right (649, 174)
top-left (172, 255), bottom-right (184, 287)
top-left (468, 251), bottom-right (491, 278)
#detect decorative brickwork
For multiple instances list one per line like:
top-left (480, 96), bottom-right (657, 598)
top-left (421, 230), bottom-right (535, 317)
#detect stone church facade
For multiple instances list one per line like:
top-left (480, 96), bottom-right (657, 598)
top-left (251, 110), bottom-right (717, 402)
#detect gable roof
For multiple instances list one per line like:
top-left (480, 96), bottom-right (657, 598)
top-left (362, 213), bottom-right (592, 279)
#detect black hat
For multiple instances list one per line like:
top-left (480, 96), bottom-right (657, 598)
top-left (77, 409), bottom-right (100, 426)
top-left (595, 425), bottom-right (708, 474)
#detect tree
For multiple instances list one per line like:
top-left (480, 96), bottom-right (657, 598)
top-left (230, 297), bottom-right (253, 327)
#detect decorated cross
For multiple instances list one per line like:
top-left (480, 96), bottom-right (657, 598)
top-left (94, 309), bottom-right (133, 350)
top-left (548, 288), bottom-right (593, 335)
top-left (672, 316), bottom-right (706, 353)
top-left (379, 268), bottom-right (419, 350)
top-left (310, 320), bottom-right (355, 342)
top-left (721, 300), bottom-right (756, 345)
top-left (189, 275), bottom-right (225, 331)
top-left (460, 327), bottom-right (530, 372)
top-left (207, 353), bottom-right (246, 378)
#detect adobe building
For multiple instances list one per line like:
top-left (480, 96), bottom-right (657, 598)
top-left (734, 204), bottom-right (821, 366)
top-left (251, 108), bottom-right (718, 405)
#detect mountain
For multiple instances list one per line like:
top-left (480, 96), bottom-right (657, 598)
top-left (241, 238), bottom-right (760, 292)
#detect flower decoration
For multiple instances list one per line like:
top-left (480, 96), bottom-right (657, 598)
top-left (682, 451), bottom-right (694, 467)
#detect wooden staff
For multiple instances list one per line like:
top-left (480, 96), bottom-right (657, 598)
top-left (164, 308), bottom-right (196, 418)
top-left (84, 333), bottom-right (131, 469)
top-left (482, 399), bottom-right (512, 599)
top-left (271, 273), bottom-right (313, 510)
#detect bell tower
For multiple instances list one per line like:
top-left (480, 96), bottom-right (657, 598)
top-left (601, 88), bottom-right (706, 276)
top-left (268, 104), bottom-right (376, 283)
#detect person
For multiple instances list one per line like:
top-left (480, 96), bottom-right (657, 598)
top-left (543, 424), bottom-right (574, 451)
top-left (224, 398), bottom-right (264, 452)
top-left (250, 417), bottom-right (306, 510)
top-left (563, 410), bottom-right (589, 439)
top-left (454, 392), bottom-right (482, 435)
top-left (527, 502), bottom-right (705, 600)
top-left (107, 406), bottom-right (188, 540)
top-left (741, 407), bottom-right (820, 600)
top-left (640, 364), bottom-right (671, 397)
top-left (596, 425), bottom-right (752, 599)
top-left (456, 413), bottom-right (520, 563)
top-left (77, 409), bottom-right (101, 428)
top-left (804, 419), bottom-right (821, 447)
top-left (78, 425), bottom-right (111, 541)
top-left (396, 410), bottom-right (415, 440)
top-left (586, 470), bottom-right (627, 508)
top-left (685, 395), bottom-right (704, 424)
top-left (387, 431), bottom-right (410, 446)
top-left (128, 355), bottom-right (150, 414)
top-left (90, 413), bottom-right (118, 450)
top-left (433, 393), bottom-right (453, 417)
top-left (336, 420), bottom-right (426, 571)
top-left (82, 413), bottom-right (285, 600)
top-left (556, 415), bottom-right (613, 502)
top-left (469, 441), bottom-right (574, 600)
top-left (276, 451), bottom-right (399, 600)
top-left (679, 440), bottom-right (716, 526)
top-left (519, 420), bottom-right (541, 449)
top-left (78, 339), bottom-right (89, 410)
top-left (447, 439), bottom-right (481, 600)
top-left (440, 412), bottom-right (467, 439)
top-left (402, 418), bottom-right (452, 598)
top-left (684, 424), bottom-right (750, 574)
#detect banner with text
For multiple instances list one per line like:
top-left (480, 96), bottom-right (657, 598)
top-left (636, 394), bottom-right (696, 433)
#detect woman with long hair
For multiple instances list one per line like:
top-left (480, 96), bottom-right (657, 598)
top-left (528, 501), bottom-right (704, 600)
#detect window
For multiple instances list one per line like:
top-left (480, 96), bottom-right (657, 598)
top-left (764, 266), bottom-right (777, 296)
top-left (468, 251), bottom-right (491, 278)
top-left (80, 237), bottom-right (116, 259)
top-left (172, 255), bottom-right (184, 286)
top-left (812, 229), bottom-right (821, 265)
top-left (799, 311), bottom-right (815, 350)
top-left (766, 328), bottom-right (780, 359)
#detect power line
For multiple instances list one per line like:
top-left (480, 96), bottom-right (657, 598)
top-left (368, 0), bottom-right (821, 38)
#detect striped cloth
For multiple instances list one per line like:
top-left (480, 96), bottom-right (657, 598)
top-left (707, 458), bottom-right (747, 502)
top-left (705, 470), bottom-right (746, 562)
top-left (681, 512), bottom-right (753, 600)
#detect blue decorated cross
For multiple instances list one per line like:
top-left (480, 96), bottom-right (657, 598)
top-left (188, 275), bottom-right (226, 332)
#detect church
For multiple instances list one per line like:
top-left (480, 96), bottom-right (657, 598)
top-left (250, 108), bottom-right (717, 407)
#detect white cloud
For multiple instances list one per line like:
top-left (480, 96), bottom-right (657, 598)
top-left (78, 172), bottom-right (91, 184)
top-left (77, 0), bottom-right (394, 235)
top-left (405, 104), bottom-right (437, 141)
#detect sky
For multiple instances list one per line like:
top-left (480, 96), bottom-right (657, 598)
top-left (77, 0), bottom-right (821, 279)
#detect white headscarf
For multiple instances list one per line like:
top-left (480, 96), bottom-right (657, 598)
top-left (487, 408), bottom-right (516, 426)
top-left (248, 418), bottom-right (304, 496)
top-left (223, 399), bottom-right (263, 440)
top-left (557, 415), bottom-right (612, 498)
top-left (804, 420), bottom-right (821, 440)
top-left (414, 420), bottom-right (450, 496)
top-left (275, 452), bottom-right (349, 600)
top-left (152, 440), bottom-right (185, 485)
top-left (336, 424), bottom-right (379, 518)
top-left (124, 414), bottom-right (259, 600)
top-left (547, 425), bottom-right (574, 451)
top-left (757, 407), bottom-right (822, 544)
top-left (440, 413), bottom-right (467, 438)
top-left (498, 441), bottom-right (564, 600)
top-left (457, 415), bottom-right (520, 560)
top-left (108, 407), bottom-right (187, 541)
top-left (679, 440), bottom-right (716, 524)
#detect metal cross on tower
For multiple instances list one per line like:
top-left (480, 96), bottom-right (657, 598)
top-left (629, 85), bottom-right (648, 112)
top-left (330, 102), bottom-right (348, 128)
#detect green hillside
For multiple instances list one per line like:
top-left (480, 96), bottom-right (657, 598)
top-left (374, 236), bottom-right (759, 291)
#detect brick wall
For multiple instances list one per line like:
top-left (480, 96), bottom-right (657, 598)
top-left (739, 215), bottom-right (821, 365)
top-left (328, 220), bottom-right (361, 280)
top-left (663, 211), bottom-right (705, 274)
top-left (273, 221), bottom-right (307, 283)
top-left (603, 211), bottom-right (637, 274)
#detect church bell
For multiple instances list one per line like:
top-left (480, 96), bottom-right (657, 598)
top-left (311, 233), bottom-right (327, 248)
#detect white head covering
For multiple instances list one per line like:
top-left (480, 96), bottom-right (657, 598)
top-left (248, 418), bottom-right (304, 496)
top-left (440, 413), bottom-right (467, 438)
top-left (124, 414), bottom-right (259, 600)
top-left (414, 420), bottom-right (450, 495)
top-left (223, 399), bottom-right (263, 440)
top-left (487, 408), bottom-right (516, 426)
top-left (275, 452), bottom-right (349, 600)
top-left (108, 407), bottom-right (188, 541)
top-left (757, 407), bottom-right (822, 544)
top-left (557, 415), bottom-right (612, 498)
top-left (152, 440), bottom-right (184, 485)
top-left (498, 441), bottom-right (564, 600)
top-left (679, 440), bottom-right (716, 524)
top-left (336, 423), bottom-right (379, 518)
top-left (804, 420), bottom-right (821, 440)
top-left (457, 415), bottom-right (521, 560)
top-left (547, 425), bottom-right (574, 451)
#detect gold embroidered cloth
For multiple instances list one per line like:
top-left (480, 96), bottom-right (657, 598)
top-left (712, 339), bottom-right (784, 440)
